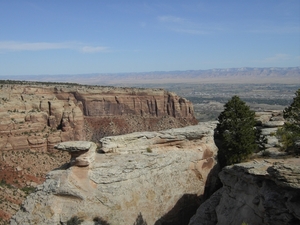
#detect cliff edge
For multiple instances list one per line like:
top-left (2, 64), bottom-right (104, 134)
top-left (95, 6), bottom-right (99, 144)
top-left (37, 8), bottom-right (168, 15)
top-left (11, 122), bottom-right (218, 225)
top-left (189, 158), bottom-right (300, 225)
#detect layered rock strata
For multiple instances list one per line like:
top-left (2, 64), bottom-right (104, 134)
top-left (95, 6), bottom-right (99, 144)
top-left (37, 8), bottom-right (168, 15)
top-left (189, 158), bottom-right (300, 225)
top-left (11, 122), bottom-right (218, 225)
top-left (255, 110), bottom-right (286, 156)
top-left (0, 83), bottom-right (197, 152)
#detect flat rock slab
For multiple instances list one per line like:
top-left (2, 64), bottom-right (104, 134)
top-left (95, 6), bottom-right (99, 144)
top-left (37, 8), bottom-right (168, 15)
top-left (55, 141), bottom-right (93, 152)
top-left (263, 121), bottom-right (284, 128)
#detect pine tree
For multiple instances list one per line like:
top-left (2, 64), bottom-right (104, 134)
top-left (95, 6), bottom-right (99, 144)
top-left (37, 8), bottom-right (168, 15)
top-left (278, 89), bottom-right (300, 153)
top-left (283, 89), bottom-right (300, 132)
top-left (217, 95), bottom-right (257, 166)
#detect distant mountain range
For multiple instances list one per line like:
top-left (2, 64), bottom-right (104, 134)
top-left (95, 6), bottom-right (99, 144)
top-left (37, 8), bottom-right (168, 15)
top-left (1, 67), bottom-right (299, 85)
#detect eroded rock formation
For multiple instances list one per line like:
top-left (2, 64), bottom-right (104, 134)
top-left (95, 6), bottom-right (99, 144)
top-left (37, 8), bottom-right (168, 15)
top-left (0, 83), bottom-right (197, 152)
top-left (55, 141), bottom-right (97, 167)
top-left (255, 110), bottom-right (286, 156)
top-left (10, 122), bottom-right (218, 225)
top-left (189, 158), bottom-right (300, 225)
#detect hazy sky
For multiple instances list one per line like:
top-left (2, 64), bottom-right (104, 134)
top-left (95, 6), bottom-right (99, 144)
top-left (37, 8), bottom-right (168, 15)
top-left (0, 0), bottom-right (299, 75)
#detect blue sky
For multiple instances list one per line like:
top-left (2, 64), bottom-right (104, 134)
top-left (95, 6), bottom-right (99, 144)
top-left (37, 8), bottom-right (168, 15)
top-left (0, 0), bottom-right (299, 76)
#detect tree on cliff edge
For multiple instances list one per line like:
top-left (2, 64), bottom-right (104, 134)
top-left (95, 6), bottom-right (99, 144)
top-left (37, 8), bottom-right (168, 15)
top-left (216, 95), bottom-right (257, 167)
top-left (277, 89), bottom-right (300, 153)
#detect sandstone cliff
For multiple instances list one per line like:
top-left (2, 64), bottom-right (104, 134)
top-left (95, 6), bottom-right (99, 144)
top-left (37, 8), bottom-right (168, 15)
top-left (0, 83), bottom-right (197, 152)
top-left (189, 158), bottom-right (300, 225)
top-left (10, 122), bottom-right (218, 225)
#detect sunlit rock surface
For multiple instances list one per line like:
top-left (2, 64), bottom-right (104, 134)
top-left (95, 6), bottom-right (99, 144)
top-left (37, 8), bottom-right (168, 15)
top-left (189, 158), bottom-right (300, 225)
top-left (0, 83), bottom-right (197, 152)
top-left (11, 122), bottom-right (218, 225)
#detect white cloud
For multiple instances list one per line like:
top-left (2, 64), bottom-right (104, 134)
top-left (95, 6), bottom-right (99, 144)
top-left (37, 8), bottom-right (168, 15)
top-left (263, 53), bottom-right (290, 63)
top-left (0, 41), bottom-right (73, 51)
top-left (0, 41), bottom-right (109, 53)
top-left (81, 46), bottom-right (109, 53)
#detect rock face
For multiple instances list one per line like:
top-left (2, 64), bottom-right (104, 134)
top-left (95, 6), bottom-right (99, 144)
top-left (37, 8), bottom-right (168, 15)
top-left (10, 122), bottom-right (218, 225)
top-left (0, 83), bottom-right (197, 152)
top-left (189, 158), bottom-right (300, 225)
top-left (255, 111), bottom-right (286, 156)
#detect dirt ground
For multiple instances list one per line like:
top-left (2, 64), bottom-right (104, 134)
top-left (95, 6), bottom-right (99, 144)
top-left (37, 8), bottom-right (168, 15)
top-left (0, 150), bottom-right (69, 224)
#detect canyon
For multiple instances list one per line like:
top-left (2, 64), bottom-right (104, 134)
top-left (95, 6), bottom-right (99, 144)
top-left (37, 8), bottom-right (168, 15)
top-left (1, 82), bottom-right (299, 225)
top-left (0, 82), bottom-right (197, 224)
top-left (9, 117), bottom-right (300, 225)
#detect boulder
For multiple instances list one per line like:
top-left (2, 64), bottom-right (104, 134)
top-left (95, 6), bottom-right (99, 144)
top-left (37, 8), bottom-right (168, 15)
top-left (263, 121), bottom-right (284, 128)
top-left (189, 159), bottom-right (300, 225)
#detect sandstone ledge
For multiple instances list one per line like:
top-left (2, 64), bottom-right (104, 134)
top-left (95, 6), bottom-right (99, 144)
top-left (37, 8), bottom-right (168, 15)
top-left (100, 122), bottom-right (217, 154)
top-left (11, 122), bottom-right (218, 225)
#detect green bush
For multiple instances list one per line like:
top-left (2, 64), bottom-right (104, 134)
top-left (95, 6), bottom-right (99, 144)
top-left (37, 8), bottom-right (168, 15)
top-left (21, 186), bottom-right (36, 195)
top-left (93, 217), bottom-right (110, 225)
top-left (66, 216), bottom-right (83, 225)
top-left (261, 150), bottom-right (271, 157)
top-left (133, 213), bottom-right (147, 225)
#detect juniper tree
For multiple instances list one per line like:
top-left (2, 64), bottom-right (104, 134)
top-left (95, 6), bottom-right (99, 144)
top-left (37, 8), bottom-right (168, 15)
top-left (217, 95), bottom-right (257, 166)
top-left (278, 89), bottom-right (300, 153)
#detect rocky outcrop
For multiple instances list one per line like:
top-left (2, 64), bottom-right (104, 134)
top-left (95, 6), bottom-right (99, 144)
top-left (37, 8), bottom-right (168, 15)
top-left (189, 158), bottom-right (300, 225)
top-left (55, 141), bottom-right (97, 167)
top-left (10, 122), bottom-right (218, 225)
top-left (0, 83), bottom-right (197, 152)
top-left (255, 111), bottom-right (286, 156)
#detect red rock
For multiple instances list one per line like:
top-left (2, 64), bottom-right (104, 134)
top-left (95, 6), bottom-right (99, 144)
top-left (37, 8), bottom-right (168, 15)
top-left (0, 84), bottom-right (197, 153)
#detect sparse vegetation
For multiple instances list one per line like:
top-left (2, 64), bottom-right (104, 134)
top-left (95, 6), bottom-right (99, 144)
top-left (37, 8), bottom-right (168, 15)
top-left (21, 186), bottom-right (35, 195)
top-left (146, 147), bottom-right (152, 153)
top-left (133, 213), bottom-right (147, 225)
top-left (261, 150), bottom-right (271, 157)
top-left (93, 217), bottom-right (110, 225)
top-left (66, 216), bottom-right (83, 225)
top-left (0, 179), bottom-right (13, 189)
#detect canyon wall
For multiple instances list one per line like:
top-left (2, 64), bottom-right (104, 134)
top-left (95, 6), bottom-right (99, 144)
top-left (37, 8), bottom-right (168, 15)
top-left (0, 83), bottom-right (197, 152)
top-left (11, 122), bottom-right (218, 225)
top-left (0, 82), bottom-right (197, 224)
